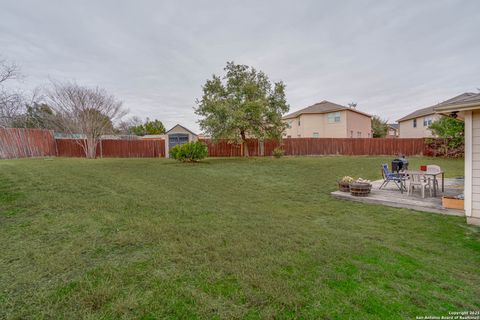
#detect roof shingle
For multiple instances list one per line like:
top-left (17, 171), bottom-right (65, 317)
top-left (282, 100), bottom-right (370, 119)
top-left (397, 92), bottom-right (477, 122)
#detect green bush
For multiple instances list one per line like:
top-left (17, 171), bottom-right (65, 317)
top-left (272, 147), bottom-right (284, 158)
top-left (169, 141), bottom-right (208, 162)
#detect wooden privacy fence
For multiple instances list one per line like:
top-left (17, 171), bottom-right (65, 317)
top-left (56, 139), bottom-right (165, 158)
top-left (1, 128), bottom-right (429, 159)
top-left (201, 138), bottom-right (426, 157)
top-left (0, 128), bottom-right (56, 159)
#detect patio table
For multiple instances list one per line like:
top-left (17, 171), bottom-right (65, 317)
top-left (405, 170), bottom-right (445, 197)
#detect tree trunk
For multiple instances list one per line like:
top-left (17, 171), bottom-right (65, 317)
top-left (241, 131), bottom-right (249, 157)
top-left (85, 137), bottom-right (97, 159)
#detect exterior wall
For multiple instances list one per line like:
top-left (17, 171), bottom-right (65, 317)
top-left (283, 110), bottom-right (371, 138)
top-left (398, 114), bottom-right (442, 138)
top-left (283, 115), bottom-right (301, 137)
top-left (387, 128), bottom-right (398, 138)
top-left (346, 111), bottom-right (372, 138)
top-left (466, 110), bottom-right (480, 225)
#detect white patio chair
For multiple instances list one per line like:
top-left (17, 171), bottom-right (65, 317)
top-left (407, 173), bottom-right (432, 198)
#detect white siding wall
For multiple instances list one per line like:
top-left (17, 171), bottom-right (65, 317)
top-left (470, 110), bottom-right (480, 225)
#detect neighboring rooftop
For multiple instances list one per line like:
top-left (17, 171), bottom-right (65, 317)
top-left (282, 100), bottom-right (371, 119)
top-left (388, 123), bottom-right (398, 129)
top-left (398, 92), bottom-right (477, 122)
top-left (435, 92), bottom-right (480, 111)
top-left (165, 124), bottom-right (197, 136)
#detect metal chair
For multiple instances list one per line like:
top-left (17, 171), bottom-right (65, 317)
top-left (380, 164), bottom-right (405, 191)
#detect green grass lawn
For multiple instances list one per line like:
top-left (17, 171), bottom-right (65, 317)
top-left (0, 156), bottom-right (479, 319)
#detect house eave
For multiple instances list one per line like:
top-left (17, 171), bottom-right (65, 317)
top-left (434, 102), bottom-right (480, 113)
top-left (397, 112), bottom-right (436, 123)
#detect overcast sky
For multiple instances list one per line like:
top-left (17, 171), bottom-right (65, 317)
top-left (1, 0), bottom-right (479, 132)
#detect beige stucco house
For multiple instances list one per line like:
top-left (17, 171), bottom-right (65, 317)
top-left (434, 93), bottom-right (480, 226)
top-left (397, 93), bottom-right (477, 138)
top-left (282, 100), bottom-right (372, 138)
top-left (397, 107), bottom-right (442, 138)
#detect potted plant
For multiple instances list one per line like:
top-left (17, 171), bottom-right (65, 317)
top-left (338, 176), bottom-right (354, 192)
top-left (350, 178), bottom-right (372, 197)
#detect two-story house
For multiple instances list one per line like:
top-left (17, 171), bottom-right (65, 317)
top-left (282, 100), bottom-right (372, 138)
top-left (397, 93), bottom-right (477, 138)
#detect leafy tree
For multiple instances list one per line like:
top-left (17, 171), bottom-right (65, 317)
top-left (22, 103), bottom-right (55, 129)
top-left (429, 116), bottom-right (464, 149)
top-left (116, 116), bottom-right (141, 135)
top-left (129, 123), bottom-right (146, 136)
top-left (144, 118), bottom-right (165, 135)
top-left (371, 115), bottom-right (388, 138)
top-left (195, 62), bottom-right (289, 157)
top-left (127, 118), bottom-right (165, 136)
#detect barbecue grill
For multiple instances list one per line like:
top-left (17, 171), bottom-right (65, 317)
top-left (392, 156), bottom-right (408, 172)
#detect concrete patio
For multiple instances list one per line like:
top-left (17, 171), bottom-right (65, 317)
top-left (331, 178), bottom-right (465, 216)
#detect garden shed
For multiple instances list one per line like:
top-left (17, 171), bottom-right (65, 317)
top-left (165, 124), bottom-right (198, 157)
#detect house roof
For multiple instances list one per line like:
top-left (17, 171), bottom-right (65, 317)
top-left (434, 93), bottom-right (480, 112)
top-left (397, 93), bottom-right (477, 122)
top-left (165, 124), bottom-right (197, 136)
top-left (388, 123), bottom-right (398, 130)
top-left (282, 100), bottom-right (371, 119)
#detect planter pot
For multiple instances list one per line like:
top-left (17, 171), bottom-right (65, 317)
top-left (338, 181), bottom-right (350, 192)
top-left (349, 182), bottom-right (372, 197)
top-left (442, 197), bottom-right (464, 210)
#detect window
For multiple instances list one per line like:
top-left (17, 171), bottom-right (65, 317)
top-left (423, 116), bottom-right (433, 126)
top-left (297, 118), bottom-right (301, 126)
top-left (288, 120), bottom-right (293, 128)
top-left (327, 112), bottom-right (341, 123)
top-left (297, 134), bottom-right (301, 138)
top-left (350, 130), bottom-right (353, 138)
top-left (367, 133), bottom-right (371, 138)
top-left (357, 131), bottom-right (362, 138)
top-left (413, 119), bottom-right (417, 128)
top-left (313, 132), bottom-right (319, 138)
top-left (287, 135), bottom-right (291, 138)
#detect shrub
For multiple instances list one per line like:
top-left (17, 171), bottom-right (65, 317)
top-left (427, 117), bottom-right (465, 158)
top-left (424, 138), bottom-right (464, 158)
top-left (272, 147), bottom-right (284, 158)
top-left (169, 141), bottom-right (208, 162)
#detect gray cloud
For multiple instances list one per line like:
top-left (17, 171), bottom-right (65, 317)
top-left (1, 0), bottom-right (479, 131)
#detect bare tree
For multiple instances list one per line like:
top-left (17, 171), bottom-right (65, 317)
top-left (116, 115), bottom-right (143, 134)
top-left (46, 81), bottom-right (126, 158)
top-left (0, 58), bottom-right (20, 84)
top-left (0, 58), bottom-right (23, 127)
